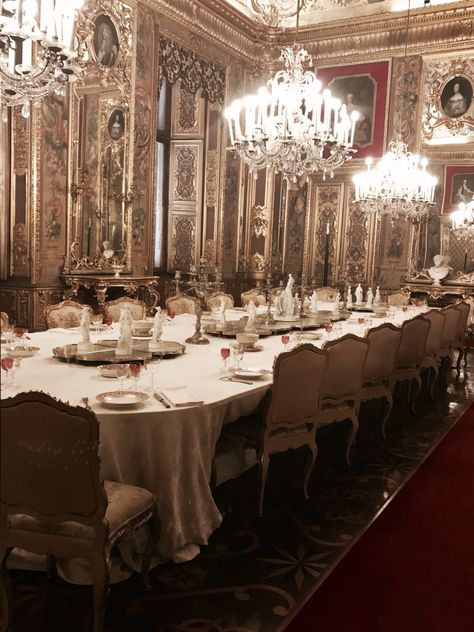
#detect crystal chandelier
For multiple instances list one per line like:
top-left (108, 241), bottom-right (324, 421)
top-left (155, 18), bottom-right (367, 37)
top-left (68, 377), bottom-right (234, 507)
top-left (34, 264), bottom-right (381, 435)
top-left (0, 0), bottom-right (84, 119)
top-left (450, 195), bottom-right (474, 239)
top-left (353, 140), bottom-right (437, 222)
top-left (224, 3), bottom-right (359, 184)
top-left (352, 0), bottom-right (437, 223)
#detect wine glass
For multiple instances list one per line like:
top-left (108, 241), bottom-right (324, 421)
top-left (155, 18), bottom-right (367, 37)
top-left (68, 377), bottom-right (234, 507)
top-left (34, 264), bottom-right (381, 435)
top-left (281, 334), bottom-right (290, 352)
top-left (129, 362), bottom-right (141, 390)
top-left (167, 310), bottom-right (176, 326)
top-left (220, 347), bottom-right (230, 372)
top-left (9, 357), bottom-right (22, 391)
top-left (1, 357), bottom-right (13, 389)
top-left (144, 355), bottom-right (162, 390)
top-left (15, 327), bottom-right (28, 340)
top-left (91, 313), bottom-right (104, 331)
top-left (230, 342), bottom-right (244, 370)
top-left (116, 364), bottom-right (129, 391)
top-left (324, 324), bottom-right (333, 341)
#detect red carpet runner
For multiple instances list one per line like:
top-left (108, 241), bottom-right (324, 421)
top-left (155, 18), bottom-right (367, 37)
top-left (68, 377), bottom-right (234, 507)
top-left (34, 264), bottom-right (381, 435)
top-left (286, 403), bottom-right (474, 632)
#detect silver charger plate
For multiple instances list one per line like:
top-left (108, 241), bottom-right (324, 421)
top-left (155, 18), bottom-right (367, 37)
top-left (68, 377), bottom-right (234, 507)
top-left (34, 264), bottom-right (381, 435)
top-left (96, 390), bottom-right (149, 407)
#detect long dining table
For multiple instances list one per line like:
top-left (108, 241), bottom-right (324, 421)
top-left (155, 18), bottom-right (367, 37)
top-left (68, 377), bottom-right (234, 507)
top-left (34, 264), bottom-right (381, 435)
top-left (1, 305), bottom-right (420, 583)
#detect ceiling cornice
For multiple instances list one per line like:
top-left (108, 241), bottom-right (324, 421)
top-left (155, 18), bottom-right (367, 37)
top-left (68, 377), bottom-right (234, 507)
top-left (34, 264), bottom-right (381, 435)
top-left (141, 0), bottom-right (473, 69)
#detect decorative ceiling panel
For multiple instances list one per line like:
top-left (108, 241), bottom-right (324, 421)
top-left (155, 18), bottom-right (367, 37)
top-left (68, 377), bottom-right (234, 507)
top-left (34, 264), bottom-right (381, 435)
top-left (224, 0), bottom-right (467, 27)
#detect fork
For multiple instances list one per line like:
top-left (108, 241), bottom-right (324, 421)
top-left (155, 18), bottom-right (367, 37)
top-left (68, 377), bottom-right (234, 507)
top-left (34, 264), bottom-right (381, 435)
top-left (220, 377), bottom-right (254, 385)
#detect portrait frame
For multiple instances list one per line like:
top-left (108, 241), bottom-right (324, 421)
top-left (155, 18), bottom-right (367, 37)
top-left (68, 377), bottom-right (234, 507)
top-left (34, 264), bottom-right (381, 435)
top-left (441, 165), bottom-right (474, 215)
top-left (317, 61), bottom-right (390, 159)
top-left (107, 108), bottom-right (125, 141)
top-left (91, 13), bottom-right (120, 69)
top-left (421, 57), bottom-right (474, 143)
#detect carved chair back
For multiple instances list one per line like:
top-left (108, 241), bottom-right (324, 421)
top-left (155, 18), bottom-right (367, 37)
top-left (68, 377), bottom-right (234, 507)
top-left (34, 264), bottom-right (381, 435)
top-left (0, 311), bottom-right (9, 333)
top-left (321, 334), bottom-right (369, 400)
top-left (266, 344), bottom-right (328, 429)
top-left (423, 310), bottom-right (446, 355)
top-left (453, 301), bottom-right (471, 339)
top-left (315, 286), bottom-right (339, 302)
top-left (103, 297), bottom-right (146, 322)
top-left (363, 323), bottom-right (402, 383)
top-left (241, 288), bottom-right (267, 307)
top-left (396, 316), bottom-right (431, 368)
top-left (0, 391), bottom-right (107, 532)
top-left (387, 290), bottom-right (411, 307)
top-left (45, 300), bottom-right (93, 329)
top-left (440, 306), bottom-right (461, 348)
top-left (166, 294), bottom-right (196, 315)
top-left (205, 292), bottom-right (234, 311)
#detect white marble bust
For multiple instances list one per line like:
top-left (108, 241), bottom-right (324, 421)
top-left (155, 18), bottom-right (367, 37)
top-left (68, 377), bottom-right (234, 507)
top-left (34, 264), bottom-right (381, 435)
top-left (428, 254), bottom-right (452, 285)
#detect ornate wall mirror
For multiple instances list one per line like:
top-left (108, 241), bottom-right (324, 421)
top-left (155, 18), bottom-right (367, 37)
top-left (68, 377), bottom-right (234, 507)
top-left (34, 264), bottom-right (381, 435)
top-left (63, 0), bottom-right (133, 274)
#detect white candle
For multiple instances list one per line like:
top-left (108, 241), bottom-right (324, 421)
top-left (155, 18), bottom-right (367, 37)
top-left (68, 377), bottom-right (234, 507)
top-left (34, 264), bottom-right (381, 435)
top-left (326, 222), bottom-right (330, 235)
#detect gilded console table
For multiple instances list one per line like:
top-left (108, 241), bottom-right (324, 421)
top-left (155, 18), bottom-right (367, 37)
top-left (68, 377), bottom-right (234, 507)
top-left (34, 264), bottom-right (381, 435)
top-left (402, 281), bottom-right (474, 304)
top-left (61, 275), bottom-right (160, 314)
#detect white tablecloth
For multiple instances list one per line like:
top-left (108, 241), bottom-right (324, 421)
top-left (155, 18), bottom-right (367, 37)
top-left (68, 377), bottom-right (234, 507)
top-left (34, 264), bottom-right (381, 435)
top-left (1, 307), bottom-right (421, 581)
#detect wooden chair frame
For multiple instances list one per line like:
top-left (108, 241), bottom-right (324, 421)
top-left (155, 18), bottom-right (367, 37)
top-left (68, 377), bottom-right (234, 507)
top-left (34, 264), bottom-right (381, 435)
top-left (45, 300), bottom-right (92, 329)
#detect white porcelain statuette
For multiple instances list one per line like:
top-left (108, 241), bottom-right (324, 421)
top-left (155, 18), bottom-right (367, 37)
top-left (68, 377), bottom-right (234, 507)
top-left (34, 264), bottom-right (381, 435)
top-left (374, 286), bottom-right (381, 306)
top-left (116, 307), bottom-right (133, 356)
top-left (310, 290), bottom-right (319, 313)
top-left (246, 299), bottom-right (257, 330)
top-left (148, 308), bottom-right (166, 351)
top-left (346, 286), bottom-right (353, 309)
top-left (365, 287), bottom-right (374, 309)
top-left (355, 283), bottom-right (363, 305)
top-left (78, 308), bottom-right (93, 351)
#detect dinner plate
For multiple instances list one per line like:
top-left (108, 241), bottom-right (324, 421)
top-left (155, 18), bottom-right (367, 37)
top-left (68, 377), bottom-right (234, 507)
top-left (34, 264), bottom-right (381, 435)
top-left (96, 390), bottom-right (149, 407)
top-left (3, 345), bottom-right (40, 358)
top-left (234, 368), bottom-right (269, 380)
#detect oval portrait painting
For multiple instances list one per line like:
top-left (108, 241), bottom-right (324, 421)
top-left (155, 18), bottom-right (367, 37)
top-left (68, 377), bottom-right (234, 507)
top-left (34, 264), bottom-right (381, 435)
top-left (440, 76), bottom-right (473, 119)
top-left (92, 14), bottom-right (119, 68)
top-left (108, 109), bottom-right (125, 141)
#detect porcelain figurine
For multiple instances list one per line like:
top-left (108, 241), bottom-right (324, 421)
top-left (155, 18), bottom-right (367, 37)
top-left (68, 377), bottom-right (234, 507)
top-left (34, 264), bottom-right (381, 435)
top-left (346, 286), bottom-right (353, 309)
top-left (355, 283), bottom-right (363, 305)
top-left (310, 290), bottom-right (319, 313)
top-left (366, 287), bottom-right (374, 309)
top-left (374, 286), bottom-right (381, 306)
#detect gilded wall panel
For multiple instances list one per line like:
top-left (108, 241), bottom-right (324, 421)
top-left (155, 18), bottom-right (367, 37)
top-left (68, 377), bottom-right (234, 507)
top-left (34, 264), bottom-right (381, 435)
top-left (132, 4), bottom-right (157, 274)
top-left (309, 186), bottom-right (340, 285)
top-left (222, 154), bottom-right (241, 277)
top-left (388, 55), bottom-right (423, 149)
top-left (284, 182), bottom-right (308, 276)
top-left (172, 83), bottom-right (205, 137)
top-left (171, 215), bottom-right (196, 271)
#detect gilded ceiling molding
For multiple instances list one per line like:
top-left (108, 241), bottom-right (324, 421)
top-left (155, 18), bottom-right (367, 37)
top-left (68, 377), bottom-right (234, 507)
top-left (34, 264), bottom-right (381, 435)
top-left (143, 0), bottom-right (262, 64)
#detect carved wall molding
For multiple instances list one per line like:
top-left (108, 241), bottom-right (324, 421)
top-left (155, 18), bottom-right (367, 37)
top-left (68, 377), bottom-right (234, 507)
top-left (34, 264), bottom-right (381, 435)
top-left (250, 205), bottom-right (269, 239)
top-left (205, 149), bottom-right (219, 207)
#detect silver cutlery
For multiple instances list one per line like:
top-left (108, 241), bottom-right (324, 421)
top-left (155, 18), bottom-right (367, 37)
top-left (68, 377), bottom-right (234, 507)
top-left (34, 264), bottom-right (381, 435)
top-left (220, 377), bottom-right (254, 385)
top-left (81, 397), bottom-right (91, 409)
top-left (154, 391), bottom-right (172, 408)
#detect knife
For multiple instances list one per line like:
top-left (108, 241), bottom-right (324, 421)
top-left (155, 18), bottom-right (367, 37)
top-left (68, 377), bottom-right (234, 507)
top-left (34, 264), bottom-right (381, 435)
top-left (154, 391), bottom-right (172, 408)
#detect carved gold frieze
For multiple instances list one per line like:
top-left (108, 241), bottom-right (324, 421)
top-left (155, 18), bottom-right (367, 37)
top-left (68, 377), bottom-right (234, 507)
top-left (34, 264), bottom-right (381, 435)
top-left (12, 223), bottom-right (28, 275)
top-left (206, 149), bottom-right (219, 207)
top-left (250, 205), bottom-right (269, 239)
top-left (172, 215), bottom-right (196, 270)
top-left (175, 146), bottom-right (198, 200)
top-left (248, 252), bottom-right (266, 273)
top-left (13, 112), bottom-right (29, 173)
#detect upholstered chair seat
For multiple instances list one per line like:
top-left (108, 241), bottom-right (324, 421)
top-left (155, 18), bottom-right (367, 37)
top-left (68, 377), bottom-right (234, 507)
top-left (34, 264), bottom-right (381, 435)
top-left (241, 288), bottom-right (267, 307)
top-left (205, 292), bottom-right (234, 311)
top-left (386, 290), bottom-right (411, 307)
top-left (166, 294), bottom-right (196, 315)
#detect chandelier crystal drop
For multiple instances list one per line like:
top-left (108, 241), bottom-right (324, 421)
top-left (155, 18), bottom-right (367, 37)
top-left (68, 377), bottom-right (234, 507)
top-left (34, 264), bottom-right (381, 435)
top-left (224, 42), bottom-right (359, 184)
top-left (0, 0), bottom-right (85, 119)
top-left (450, 195), bottom-right (474, 239)
top-left (353, 140), bottom-right (437, 222)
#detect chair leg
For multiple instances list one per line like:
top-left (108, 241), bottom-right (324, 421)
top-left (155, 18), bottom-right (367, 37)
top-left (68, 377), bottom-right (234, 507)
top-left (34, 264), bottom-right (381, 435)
top-left (411, 374), bottom-right (422, 413)
top-left (303, 441), bottom-right (318, 501)
top-left (430, 364), bottom-right (440, 399)
top-left (456, 347), bottom-right (463, 376)
top-left (141, 509), bottom-right (160, 591)
top-left (0, 547), bottom-right (13, 632)
top-left (91, 549), bottom-right (111, 632)
top-left (381, 389), bottom-right (393, 438)
top-left (346, 412), bottom-right (359, 466)
top-left (257, 450), bottom-right (270, 518)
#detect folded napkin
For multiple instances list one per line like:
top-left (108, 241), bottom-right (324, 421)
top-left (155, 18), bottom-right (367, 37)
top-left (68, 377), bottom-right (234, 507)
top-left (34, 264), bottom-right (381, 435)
top-left (160, 386), bottom-right (204, 407)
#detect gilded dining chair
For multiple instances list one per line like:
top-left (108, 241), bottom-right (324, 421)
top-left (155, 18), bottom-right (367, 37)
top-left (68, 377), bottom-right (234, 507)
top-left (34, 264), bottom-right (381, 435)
top-left (421, 309), bottom-right (446, 397)
top-left (315, 286), bottom-right (339, 302)
top-left (45, 300), bottom-right (93, 329)
top-left (241, 288), bottom-right (267, 307)
top-left (387, 290), bottom-right (411, 307)
top-left (438, 305), bottom-right (462, 384)
top-left (360, 323), bottom-right (402, 436)
top-left (390, 315), bottom-right (431, 412)
top-left (0, 312), bottom-right (9, 333)
top-left (220, 344), bottom-right (328, 516)
top-left (0, 391), bottom-right (159, 632)
top-left (453, 301), bottom-right (471, 374)
top-left (205, 292), bottom-right (234, 311)
top-left (165, 294), bottom-right (196, 315)
top-left (318, 334), bottom-right (369, 464)
top-left (103, 296), bottom-right (147, 322)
